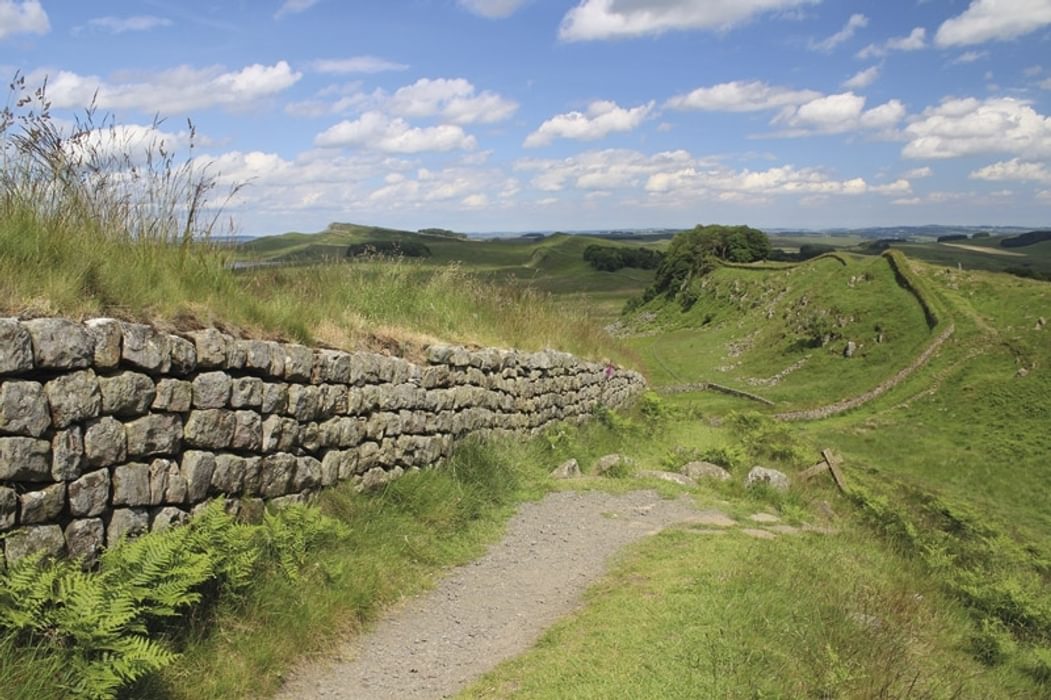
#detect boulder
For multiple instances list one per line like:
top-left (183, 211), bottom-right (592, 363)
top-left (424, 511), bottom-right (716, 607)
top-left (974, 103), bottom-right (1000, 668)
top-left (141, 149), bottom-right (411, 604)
top-left (636, 470), bottom-right (697, 487)
top-left (745, 466), bottom-right (790, 492)
top-left (68, 469), bottom-right (111, 517)
top-left (593, 453), bottom-right (632, 476)
top-left (681, 461), bottom-right (732, 482)
top-left (550, 458), bottom-right (581, 479)
top-left (0, 380), bottom-right (51, 437)
top-left (0, 318), bottom-right (34, 375)
top-left (45, 370), bottom-right (102, 428)
top-left (23, 318), bottom-right (93, 370)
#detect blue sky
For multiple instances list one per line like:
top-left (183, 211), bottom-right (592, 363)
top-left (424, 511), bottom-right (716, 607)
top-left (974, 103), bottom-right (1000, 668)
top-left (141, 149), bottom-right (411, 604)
top-left (2, 0), bottom-right (1051, 235)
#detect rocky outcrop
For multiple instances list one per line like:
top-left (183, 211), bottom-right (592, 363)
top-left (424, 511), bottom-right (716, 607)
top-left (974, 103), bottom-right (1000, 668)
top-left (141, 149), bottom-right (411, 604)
top-left (0, 317), bottom-right (645, 565)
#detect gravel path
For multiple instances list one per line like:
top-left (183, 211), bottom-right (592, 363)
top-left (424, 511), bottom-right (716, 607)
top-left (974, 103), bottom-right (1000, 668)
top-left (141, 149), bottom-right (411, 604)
top-left (274, 489), bottom-right (716, 700)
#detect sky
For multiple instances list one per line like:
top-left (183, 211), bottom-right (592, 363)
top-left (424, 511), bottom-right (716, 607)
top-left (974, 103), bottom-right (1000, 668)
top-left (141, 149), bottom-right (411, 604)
top-left (2, 0), bottom-right (1051, 236)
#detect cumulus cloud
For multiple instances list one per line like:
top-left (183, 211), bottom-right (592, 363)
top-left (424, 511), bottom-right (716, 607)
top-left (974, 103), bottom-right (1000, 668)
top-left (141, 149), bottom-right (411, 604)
top-left (315, 111), bottom-right (477, 153)
top-left (558, 0), bottom-right (818, 41)
top-left (311, 56), bottom-right (408, 74)
top-left (515, 148), bottom-right (696, 191)
top-left (857, 27), bottom-right (926, 59)
top-left (772, 92), bottom-right (905, 136)
top-left (523, 100), bottom-right (653, 147)
top-left (810, 13), bottom-right (868, 52)
top-left (952, 50), bottom-right (988, 64)
top-left (0, 0), bottom-right (49, 40)
top-left (274, 0), bottom-right (318, 19)
top-left (76, 16), bottom-right (172, 34)
top-left (936, 0), bottom-right (1051, 46)
top-left (842, 65), bottom-right (880, 89)
top-left (458, 0), bottom-right (529, 18)
top-left (902, 97), bottom-right (1051, 159)
top-left (970, 158), bottom-right (1051, 183)
top-left (903, 166), bottom-right (933, 178)
top-left (387, 78), bottom-right (518, 125)
top-left (665, 80), bottom-right (820, 112)
top-left (37, 62), bottom-right (302, 114)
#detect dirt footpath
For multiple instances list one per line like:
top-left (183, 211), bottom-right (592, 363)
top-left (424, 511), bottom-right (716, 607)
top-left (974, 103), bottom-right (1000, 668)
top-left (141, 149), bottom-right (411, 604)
top-left (274, 489), bottom-right (711, 699)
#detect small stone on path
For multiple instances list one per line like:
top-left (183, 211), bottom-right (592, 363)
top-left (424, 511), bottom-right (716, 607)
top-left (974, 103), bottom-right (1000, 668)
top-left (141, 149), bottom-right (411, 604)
top-left (740, 528), bottom-right (778, 540)
top-left (749, 512), bottom-right (781, 524)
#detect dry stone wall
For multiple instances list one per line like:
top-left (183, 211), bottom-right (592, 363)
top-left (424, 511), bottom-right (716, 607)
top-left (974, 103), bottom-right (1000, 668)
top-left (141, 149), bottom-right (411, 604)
top-left (0, 317), bottom-right (644, 566)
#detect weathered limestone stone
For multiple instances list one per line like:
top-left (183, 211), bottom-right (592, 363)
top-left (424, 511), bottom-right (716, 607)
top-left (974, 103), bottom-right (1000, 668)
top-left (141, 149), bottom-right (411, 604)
top-left (260, 382), bottom-right (288, 414)
top-left (150, 506), bottom-right (188, 533)
top-left (261, 415), bottom-right (298, 453)
top-left (18, 483), bottom-right (65, 523)
top-left (152, 378), bottom-right (192, 412)
top-left (45, 370), bottom-right (102, 429)
top-left (212, 454), bottom-right (245, 494)
top-left (242, 456), bottom-right (262, 496)
top-left (0, 318), bottom-right (34, 375)
top-left (238, 497), bottom-right (265, 523)
top-left (184, 409), bottom-right (236, 450)
top-left (357, 466), bottom-right (391, 492)
top-left (68, 469), bottom-right (111, 517)
top-left (158, 459), bottom-right (187, 504)
top-left (265, 341), bottom-right (285, 378)
top-left (112, 463), bottom-right (150, 506)
top-left (0, 486), bottom-right (17, 530)
top-left (320, 417), bottom-right (363, 449)
top-left (238, 340), bottom-right (271, 373)
top-left (0, 437), bottom-right (51, 481)
top-left (319, 452), bottom-right (340, 487)
top-left (168, 336), bottom-right (197, 376)
top-left (106, 508), bottom-right (148, 545)
top-left (83, 416), bottom-right (127, 467)
top-left (268, 493), bottom-right (308, 509)
top-left (182, 451), bottom-right (216, 501)
top-left (64, 519), bottom-right (104, 565)
top-left (51, 427), bottom-right (85, 481)
top-left (147, 458), bottom-right (173, 506)
top-left (636, 470), bottom-right (697, 487)
top-left (550, 458), bottom-right (581, 479)
top-left (259, 453), bottom-right (296, 498)
top-left (232, 411), bottom-right (262, 452)
top-left (0, 380), bottom-right (51, 436)
top-left (230, 377), bottom-right (263, 409)
top-left (593, 453), bottom-right (632, 476)
top-left (192, 371), bottom-right (231, 409)
top-left (282, 344), bottom-right (314, 382)
top-left (225, 338), bottom-right (247, 370)
top-left (98, 371), bottom-right (155, 416)
top-left (682, 461), bottom-right (732, 482)
top-left (187, 329), bottom-right (228, 369)
top-left (293, 456), bottom-right (322, 491)
top-left (84, 318), bottom-right (122, 369)
top-left (4, 524), bottom-right (65, 565)
top-left (297, 422), bottom-right (320, 453)
top-left (287, 384), bottom-right (320, 422)
top-left (125, 413), bottom-right (182, 457)
top-left (745, 466), bottom-right (790, 492)
top-left (318, 384), bottom-right (347, 418)
top-left (120, 322), bottom-right (171, 374)
top-left (23, 318), bottom-right (93, 370)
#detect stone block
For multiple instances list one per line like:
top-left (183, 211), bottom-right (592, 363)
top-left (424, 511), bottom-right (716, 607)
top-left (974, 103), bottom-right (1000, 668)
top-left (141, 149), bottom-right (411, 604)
top-left (23, 318), bottom-right (93, 370)
top-left (238, 340), bottom-right (271, 373)
top-left (287, 384), bottom-right (320, 422)
top-left (84, 318), bottom-right (122, 370)
top-left (0, 436), bottom-right (51, 481)
top-left (0, 486), bottom-right (16, 530)
top-left (83, 416), bottom-right (127, 467)
top-left (318, 384), bottom-right (347, 418)
top-left (282, 344), bottom-right (314, 382)
top-left (320, 452), bottom-right (339, 487)
top-left (212, 454), bottom-right (245, 494)
top-left (259, 453), bottom-right (296, 498)
top-left (0, 318), bottom-right (34, 375)
top-left (106, 508), bottom-right (149, 546)
top-left (157, 459), bottom-right (187, 504)
top-left (183, 409), bottom-right (235, 450)
top-left (260, 382), bottom-right (288, 414)
top-left (261, 414), bottom-right (298, 453)
top-left (45, 370), bottom-right (102, 428)
top-left (147, 458), bottom-right (173, 506)
top-left (168, 336), bottom-right (197, 376)
top-left (150, 506), bottom-right (188, 533)
top-left (98, 371), bottom-right (155, 416)
top-left (265, 341), bottom-right (285, 378)
top-left (192, 371), bottom-right (231, 409)
top-left (125, 413), bottom-right (182, 457)
top-left (0, 380), bottom-right (51, 437)
top-left (68, 468), bottom-right (111, 517)
top-left (241, 456), bottom-right (262, 496)
top-left (65, 518), bottom-right (104, 566)
top-left (238, 497), bottom-right (265, 523)
top-left (112, 462), bottom-right (150, 506)
top-left (232, 411), bottom-right (262, 452)
top-left (51, 426), bottom-right (85, 481)
top-left (119, 322), bottom-right (171, 374)
top-left (4, 524), bottom-right (65, 565)
top-left (181, 451), bottom-right (216, 502)
top-left (187, 328), bottom-right (228, 369)
top-left (315, 350), bottom-right (353, 384)
top-left (292, 456), bottom-right (322, 491)
top-left (230, 376), bottom-right (263, 408)
top-left (152, 378), bottom-right (192, 412)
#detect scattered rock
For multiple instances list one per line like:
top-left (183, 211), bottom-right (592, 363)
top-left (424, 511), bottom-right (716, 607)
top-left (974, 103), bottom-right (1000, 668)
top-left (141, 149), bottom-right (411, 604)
top-left (1016, 367), bottom-right (1029, 378)
top-left (593, 453), bottom-right (632, 476)
top-left (636, 470), bottom-right (696, 487)
top-left (550, 458), bottom-right (581, 479)
top-left (689, 510), bottom-right (737, 528)
top-left (749, 512), bottom-right (781, 524)
top-left (844, 340), bottom-right (857, 358)
top-left (1036, 317), bottom-right (1046, 331)
top-left (681, 461), bottom-right (731, 482)
top-left (740, 528), bottom-right (778, 540)
top-left (745, 466), bottom-right (790, 492)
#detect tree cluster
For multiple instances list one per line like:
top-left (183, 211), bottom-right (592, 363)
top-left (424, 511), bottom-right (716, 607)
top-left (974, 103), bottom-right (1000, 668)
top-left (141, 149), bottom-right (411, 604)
top-left (646, 225), bottom-right (771, 301)
top-left (582, 244), bottom-right (664, 272)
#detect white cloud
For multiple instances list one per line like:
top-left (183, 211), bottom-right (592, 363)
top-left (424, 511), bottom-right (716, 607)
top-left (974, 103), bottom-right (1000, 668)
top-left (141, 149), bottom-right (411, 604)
top-left (842, 65), bottom-right (880, 89)
top-left (0, 0), bottom-right (48, 40)
top-left (274, 0), bottom-right (318, 19)
top-left (952, 50), bottom-right (988, 64)
top-left (558, 0), bottom-right (818, 41)
top-left (311, 57), bottom-right (408, 74)
top-left (773, 92), bottom-right (905, 135)
top-left (811, 13), bottom-right (868, 52)
top-left (515, 148), bottom-right (694, 191)
top-left (458, 0), bottom-right (529, 18)
top-left (523, 100), bottom-right (653, 147)
top-left (970, 158), bottom-right (1051, 183)
top-left (38, 62), bottom-right (302, 114)
top-left (79, 16), bottom-right (172, 34)
top-left (666, 80), bottom-right (820, 112)
top-left (903, 166), bottom-right (933, 178)
top-left (902, 97), bottom-right (1051, 159)
top-left (857, 27), bottom-right (926, 59)
top-left (315, 111), bottom-right (477, 153)
top-left (387, 78), bottom-right (518, 125)
top-left (936, 0), bottom-right (1051, 46)
top-left (1040, 77), bottom-right (1051, 90)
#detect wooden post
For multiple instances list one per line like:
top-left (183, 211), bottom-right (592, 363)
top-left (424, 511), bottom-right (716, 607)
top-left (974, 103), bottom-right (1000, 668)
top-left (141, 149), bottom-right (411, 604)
top-left (798, 449), bottom-right (848, 492)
